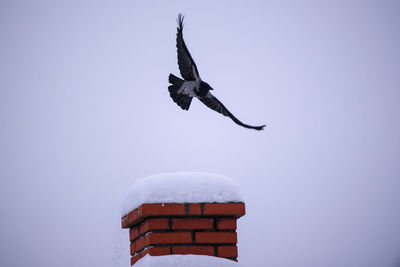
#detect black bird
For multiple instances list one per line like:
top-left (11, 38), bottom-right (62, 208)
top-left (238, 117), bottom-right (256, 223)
top-left (168, 14), bottom-right (265, 131)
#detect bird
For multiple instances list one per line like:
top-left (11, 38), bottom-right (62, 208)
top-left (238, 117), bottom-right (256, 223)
top-left (168, 14), bottom-right (266, 131)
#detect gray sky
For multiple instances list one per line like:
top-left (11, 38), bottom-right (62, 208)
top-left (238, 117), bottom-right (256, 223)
top-left (1, 1), bottom-right (400, 266)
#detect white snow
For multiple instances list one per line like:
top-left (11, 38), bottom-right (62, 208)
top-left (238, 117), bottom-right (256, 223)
top-left (121, 172), bottom-right (243, 216)
top-left (134, 255), bottom-right (243, 267)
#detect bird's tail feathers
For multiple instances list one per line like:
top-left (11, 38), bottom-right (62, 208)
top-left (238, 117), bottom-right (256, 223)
top-left (169, 73), bottom-right (184, 87)
top-left (168, 74), bottom-right (192, 110)
top-left (168, 85), bottom-right (192, 111)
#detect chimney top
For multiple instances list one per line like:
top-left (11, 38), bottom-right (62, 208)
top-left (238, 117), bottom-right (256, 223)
top-left (121, 172), bottom-right (243, 216)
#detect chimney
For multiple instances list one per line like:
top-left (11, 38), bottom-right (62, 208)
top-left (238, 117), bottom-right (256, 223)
top-left (121, 173), bottom-right (245, 266)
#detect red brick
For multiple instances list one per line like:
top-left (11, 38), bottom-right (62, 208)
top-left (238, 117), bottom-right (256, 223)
top-left (135, 237), bottom-right (145, 252)
top-left (140, 218), bottom-right (170, 234)
top-left (203, 203), bottom-right (245, 217)
top-left (127, 208), bottom-right (139, 226)
top-left (172, 218), bottom-right (213, 230)
top-left (189, 203), bottom-right (201, 215)
top-left (148, 246), bottom-right (171, 256)
top-left (217, 218), bottom-right (237, 230)
top-left (122, 215), bottom-right (129, 228)
top-left (145, 232), bottom-right (192, 246)
top-left (217, 245), bottom-right (238, 258)
top-left (129, 227), bottom-right (140, 241)
top-left (130, 243), bottom-right (136, 256)
top-left (130, 251), bottom-right (144, 266)
top-left (172, 246), bottom-right (214, 256)
top-left (139, 203), bottom-right (186, 217)
top-left (195, 232), bottom-right (237, 244)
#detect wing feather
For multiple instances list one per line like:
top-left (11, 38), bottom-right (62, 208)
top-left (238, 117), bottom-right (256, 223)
top-left (176, 14), bottom-right (200, 81)
top-left (199, 92), bottom-right (265, 130)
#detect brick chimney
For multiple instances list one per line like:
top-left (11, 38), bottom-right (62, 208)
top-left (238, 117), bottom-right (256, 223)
top-left (121, 202), bottom-right (245, 265)
top-left (120, 172), bottom-right (245, 266)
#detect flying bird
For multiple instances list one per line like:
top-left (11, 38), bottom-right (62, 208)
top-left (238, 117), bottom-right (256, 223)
top-left (168, 14), bottom-right (265, 131)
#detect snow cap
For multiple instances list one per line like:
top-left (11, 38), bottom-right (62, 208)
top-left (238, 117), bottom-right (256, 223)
top-left (121, 172), bottom-right (243, 216)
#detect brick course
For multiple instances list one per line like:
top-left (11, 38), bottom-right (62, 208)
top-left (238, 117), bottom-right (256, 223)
top-left (195, 232), bottom-right (237, 244)
top-left (217, 246), bottom-right (238, 258)
top-left (140, 218), bottom-right (170, 234)
top-left (203, 203), bottom-right (245, 217)
top-left (140, 203), bottom-right (186, 217)
top-left (135, 237), bottom-right (145, 252)
top-left (172, 218), bottom-right (213, 230)
top-left (129, 227), bottom-right (139, 241)
top-left (145, 232), bottom-right (192, 245)
top-left (217, 218), bottom-right (237, 230)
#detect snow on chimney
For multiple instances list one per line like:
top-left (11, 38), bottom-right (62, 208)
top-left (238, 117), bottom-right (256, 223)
top-left (121, 173), bottom-right (245, 266)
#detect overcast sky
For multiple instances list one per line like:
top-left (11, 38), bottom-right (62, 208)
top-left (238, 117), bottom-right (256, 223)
top-left (1, 1), bottom-right (400, 266)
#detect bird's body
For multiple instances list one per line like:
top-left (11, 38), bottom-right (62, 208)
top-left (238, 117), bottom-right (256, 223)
top-left (178, 80), bottom-right (198, 97)
top-left (168, 14), bottom-right (265, 131)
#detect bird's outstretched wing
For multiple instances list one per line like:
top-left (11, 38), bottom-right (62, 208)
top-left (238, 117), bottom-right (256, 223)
top-left (199, 92), bottom-right (266, 130)
top-left (176, 14), bottom-right (200, 81)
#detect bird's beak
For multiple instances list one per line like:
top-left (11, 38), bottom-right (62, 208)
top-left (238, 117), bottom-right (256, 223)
top-left (210, 87), bottom-right (214, 90)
